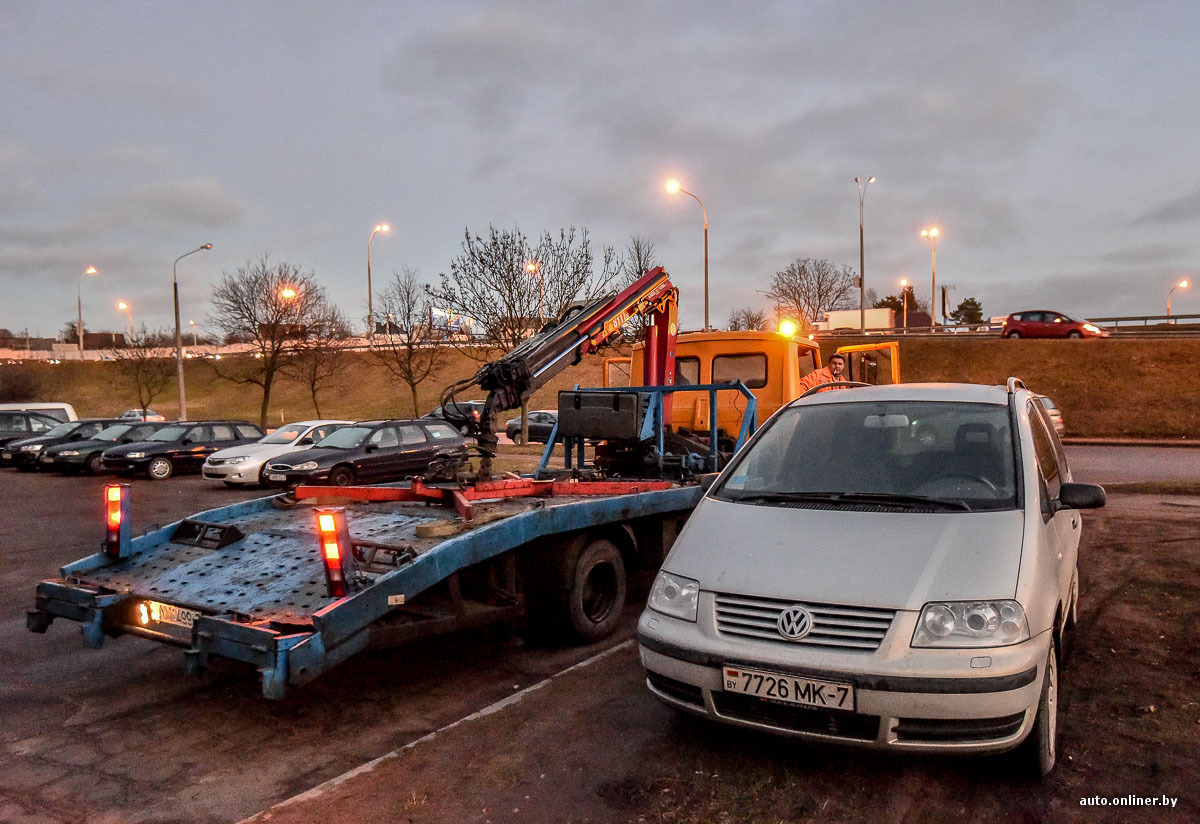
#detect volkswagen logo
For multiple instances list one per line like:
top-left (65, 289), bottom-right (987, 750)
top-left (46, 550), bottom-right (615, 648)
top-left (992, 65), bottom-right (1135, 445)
top-left (777, 605), bottom-right (813, 640)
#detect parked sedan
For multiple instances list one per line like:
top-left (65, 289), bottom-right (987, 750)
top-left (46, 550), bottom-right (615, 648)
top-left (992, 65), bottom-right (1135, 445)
top-left (0, 410), bottom-right (60, 451)
top-left (118, 408), bottom-right (167, 422)
top-left (265, 419), bottom-right (466, 487)
top-left (41, 421), bottom-right (172, 474)
top-left (504, 410), bottom-right (558, 444)
top-left (102, 420), bottom-right (266, 480)
top-left (202, 419), bottom-right (351, 486)
top-left (3, 418), bottom-right (124, 470)
top-left (424, 400), bottom-right (487, 434)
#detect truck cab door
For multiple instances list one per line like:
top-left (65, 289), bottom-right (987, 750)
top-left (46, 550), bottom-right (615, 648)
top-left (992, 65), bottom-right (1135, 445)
top-left (835, 342), bottom-right (901, 385)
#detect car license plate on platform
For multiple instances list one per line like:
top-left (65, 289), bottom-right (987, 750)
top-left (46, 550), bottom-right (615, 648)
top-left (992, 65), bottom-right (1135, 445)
top-left (268, 473), bottom-right (286, 482)
top-left (41, 456), bottom-right (53, 463)
top-left (1, 452), bottom-right (10, 460)
top-left (143, 600), bottom-right (200, 628)
top-left (723, 665), bottom-right (855, 711)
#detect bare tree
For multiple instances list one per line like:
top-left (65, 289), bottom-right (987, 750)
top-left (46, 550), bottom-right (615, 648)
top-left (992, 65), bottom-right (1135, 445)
top-left (281, 304), bottom-right (353, 417)
top-left (727, 307), bottom-right (770, 331)
top-left (206, 254), bottom-right (334, 428)
top-left (617, 234), bottom-right (660, 339)
top-left (764, 258), bottom-right (858, 330)
top-left (372, 268), bottom-right (449, 415)
top-left (427, 225), bottom-right (622, 360)
top-left (108, 325), bottom-right (175, 415)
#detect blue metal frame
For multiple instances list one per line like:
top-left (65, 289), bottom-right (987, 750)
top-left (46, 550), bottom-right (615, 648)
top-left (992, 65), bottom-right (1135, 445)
top-left (537, 381), bottom-right (758, 474)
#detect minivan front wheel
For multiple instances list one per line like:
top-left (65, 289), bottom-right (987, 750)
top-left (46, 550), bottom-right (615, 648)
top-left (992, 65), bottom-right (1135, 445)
top-left (1017, 647), bottom-right (1058, 778)
top-left (147, 457), bottom-right (174, 480)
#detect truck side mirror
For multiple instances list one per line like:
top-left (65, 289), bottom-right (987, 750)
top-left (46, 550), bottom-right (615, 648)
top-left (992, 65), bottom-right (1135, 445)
top-left (698, 472), bottom-right (720, 492)
top-left (1058, 482), bottom-right (1106, 510)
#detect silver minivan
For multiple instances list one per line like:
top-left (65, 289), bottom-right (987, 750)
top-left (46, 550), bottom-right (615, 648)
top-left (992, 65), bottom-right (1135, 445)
top-left (637, 379), bottom-right (1105, 777)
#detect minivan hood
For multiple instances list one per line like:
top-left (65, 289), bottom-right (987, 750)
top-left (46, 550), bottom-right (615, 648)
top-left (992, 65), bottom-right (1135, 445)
top-left (666, 498), bottom-right (1026, 611)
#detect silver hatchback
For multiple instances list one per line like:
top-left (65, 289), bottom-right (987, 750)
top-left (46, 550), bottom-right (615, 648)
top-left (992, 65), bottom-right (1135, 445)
top-left (637, 379), bottom-right (1105, 777)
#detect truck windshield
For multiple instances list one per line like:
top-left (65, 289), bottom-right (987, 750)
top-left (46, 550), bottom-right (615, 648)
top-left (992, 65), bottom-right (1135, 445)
top-left (714, 400), bottom-right (1017, 511)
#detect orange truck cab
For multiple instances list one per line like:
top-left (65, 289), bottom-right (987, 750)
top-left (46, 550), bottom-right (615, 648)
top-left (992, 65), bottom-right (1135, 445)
top-left (605, 331), bottom-right (899, 442)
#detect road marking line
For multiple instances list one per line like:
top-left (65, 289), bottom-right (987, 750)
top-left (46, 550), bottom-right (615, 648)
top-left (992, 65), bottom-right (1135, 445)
top-left (237, 638), bottom-right (635, 823)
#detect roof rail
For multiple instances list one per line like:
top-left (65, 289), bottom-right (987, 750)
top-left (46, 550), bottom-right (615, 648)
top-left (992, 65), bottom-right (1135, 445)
top-left (1006, 377), bottom-right (1026, 395)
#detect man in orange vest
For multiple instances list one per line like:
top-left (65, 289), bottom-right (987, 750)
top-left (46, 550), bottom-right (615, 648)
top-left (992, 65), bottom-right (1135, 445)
top-left (797, 352), bottom-right (848, 394)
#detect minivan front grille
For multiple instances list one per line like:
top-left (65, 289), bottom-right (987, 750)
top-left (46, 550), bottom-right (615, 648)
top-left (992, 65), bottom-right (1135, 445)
top-left (714, 593), bottom-right (894, 652)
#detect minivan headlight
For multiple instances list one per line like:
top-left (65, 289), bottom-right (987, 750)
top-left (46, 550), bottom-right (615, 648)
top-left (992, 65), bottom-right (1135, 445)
top-left (912, 600), bottom-right (1029, 648)
top-left (648, 570), bottom-right (700, 622)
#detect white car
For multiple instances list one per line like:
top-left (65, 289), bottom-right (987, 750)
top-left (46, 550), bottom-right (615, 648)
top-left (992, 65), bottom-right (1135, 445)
top-left (202, 420), bottom-right (351, 486)
top-left (637, 379), bottom-right (1105, 777)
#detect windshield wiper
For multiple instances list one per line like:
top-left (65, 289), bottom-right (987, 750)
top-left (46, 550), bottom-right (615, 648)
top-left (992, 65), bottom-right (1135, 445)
top-left (726, 490), bottom-right (971, 511)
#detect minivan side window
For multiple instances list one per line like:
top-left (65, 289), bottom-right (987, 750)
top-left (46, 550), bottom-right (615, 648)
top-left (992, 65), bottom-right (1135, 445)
top-left (1028, 403), bottom-right (1062, 509)
top-left (712, 353), bottom-right (768, 389)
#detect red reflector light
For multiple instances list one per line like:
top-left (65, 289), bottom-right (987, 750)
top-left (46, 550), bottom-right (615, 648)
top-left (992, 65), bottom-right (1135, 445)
top-left (108, 510), bottom-right (122, 526)
top-left (318, 513), bottom-right (336, 533)
top-left (107, 486), bottom-right (123, 503)
top-left (323, 541), bottom-right (340, 561)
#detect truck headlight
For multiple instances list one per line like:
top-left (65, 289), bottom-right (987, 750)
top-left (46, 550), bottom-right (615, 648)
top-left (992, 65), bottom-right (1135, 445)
top-left (126, 452), bottom-right (146, 458)
top-left (648, 570), bottom-right (700, 622)
top-left (912, 600), bottom-right (1029, 648)
top-left (293, 461), bottom-right (319, 471)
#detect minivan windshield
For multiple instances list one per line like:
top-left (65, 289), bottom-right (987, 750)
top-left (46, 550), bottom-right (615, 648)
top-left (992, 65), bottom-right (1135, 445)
top-left (714, 400), bottom-right (1017, 511)
top-left (314, 425), bottom-right (372, 449)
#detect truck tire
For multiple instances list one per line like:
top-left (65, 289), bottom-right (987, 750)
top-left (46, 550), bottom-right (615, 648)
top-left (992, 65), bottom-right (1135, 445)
top-left (561, 538), bottom-right (627, 643)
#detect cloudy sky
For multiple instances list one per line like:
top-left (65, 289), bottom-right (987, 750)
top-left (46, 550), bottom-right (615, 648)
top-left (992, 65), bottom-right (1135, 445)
top-left (2, 0), bottom-right (1198, 338)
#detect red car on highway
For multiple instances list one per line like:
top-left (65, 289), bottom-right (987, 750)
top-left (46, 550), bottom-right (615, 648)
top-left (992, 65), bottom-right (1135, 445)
top-left (1001, 311), bottom-right (1108, 339)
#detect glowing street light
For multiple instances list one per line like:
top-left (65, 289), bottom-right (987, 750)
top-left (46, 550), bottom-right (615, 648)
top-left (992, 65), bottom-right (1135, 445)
top-left (855, 176), bottom-right (876, 331)
top-left (174, 244), bottom-right (213, 420)
top-left (279, 287), bottom-right (297, 300)
top-left (665, 178), bottom-right (710, 331)
top-left (920, 227), bottom-right (940, 327)
top-left (77, 266), bottom-right (98, 352)
top-left (1167, 279), bottom-right (1190, 320)
top-left (116, 301), bottom-right (133, 341)
top-left (367, 223), bottom-right (390, 339)
top-left (899, 278), bottom-right (909, 331)
top-left (526, 260), bottom-right (544, 322)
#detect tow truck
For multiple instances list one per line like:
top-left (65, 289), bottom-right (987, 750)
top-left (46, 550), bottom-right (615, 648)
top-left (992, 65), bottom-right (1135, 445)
top-left (27, 267), bottom-right (898, 699)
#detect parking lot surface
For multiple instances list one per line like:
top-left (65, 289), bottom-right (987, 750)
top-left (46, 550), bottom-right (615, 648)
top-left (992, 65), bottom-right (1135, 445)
top-left (0, 466), bottom-right (1196, 823)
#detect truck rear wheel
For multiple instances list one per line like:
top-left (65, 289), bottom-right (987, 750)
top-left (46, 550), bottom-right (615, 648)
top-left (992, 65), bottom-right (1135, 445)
top-left (562, 538), bottom-right (626, 643)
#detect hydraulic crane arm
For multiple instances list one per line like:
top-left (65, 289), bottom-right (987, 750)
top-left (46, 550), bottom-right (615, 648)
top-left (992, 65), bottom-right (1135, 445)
top-left (439, 266), bottom-right (678, 476)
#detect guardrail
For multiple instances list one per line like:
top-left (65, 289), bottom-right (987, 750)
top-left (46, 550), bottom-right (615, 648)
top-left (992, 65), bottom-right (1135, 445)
top-left (815, 313), bottom-right (1200, 338)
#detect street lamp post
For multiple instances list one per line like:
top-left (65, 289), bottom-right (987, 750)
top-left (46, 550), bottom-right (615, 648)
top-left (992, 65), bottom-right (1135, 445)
top-left (174, 244), bottom-right (213, 420)
top-left (855, 176), bottom-right (875, 332)
top-left (920, 227), bottom-right (940, 327)
top-left (367, 223), bottom-right (390, 340)
top-left (1167, 279), bottom-right (1189, 321)
top-left (117, 301), bottom-right (133, 342)
top-left (900, 278), bottom-right (909, 331)
top-left (189, 320), bottom-right (198, 348)
top-left (665, 179), bottom-right (710, 331)
top-left (77, 266), bottom-right (98, 352)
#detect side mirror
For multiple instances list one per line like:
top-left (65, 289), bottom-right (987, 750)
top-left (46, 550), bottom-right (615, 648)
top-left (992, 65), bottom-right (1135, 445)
top-left (181, 438), bottom-right (192, 445)
top-left (364, 443), bottom-right (378, 453)
top-left (298, 437), bottom-right (314, 445)
top-left (1058, 482), bottom-right (1106, 510)
top-left (698, 472), bottom-right (720, 492)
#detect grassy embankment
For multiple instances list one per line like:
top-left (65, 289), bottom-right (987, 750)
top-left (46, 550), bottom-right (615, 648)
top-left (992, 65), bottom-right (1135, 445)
top-left (11, 337), bottom-right (1200, 439)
